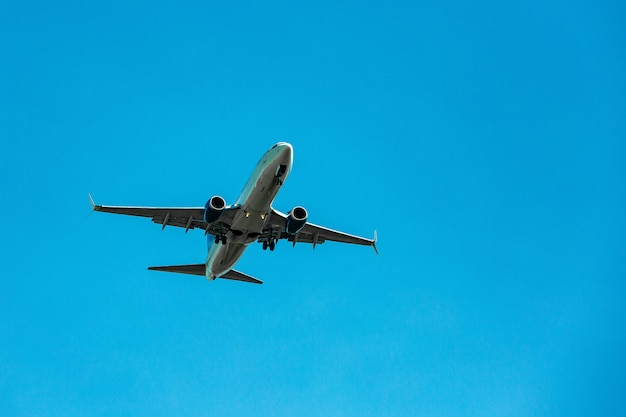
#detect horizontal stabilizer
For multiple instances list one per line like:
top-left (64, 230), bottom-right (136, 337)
top-left (148, 263), bottom-right (205, 276)
top-left (148, 264), bottom-right (263, 284)
top-left (221, 269), bottom-right (263, 284)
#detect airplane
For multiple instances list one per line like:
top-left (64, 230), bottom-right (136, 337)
top-left (90, 142), bottom-right (377, 284)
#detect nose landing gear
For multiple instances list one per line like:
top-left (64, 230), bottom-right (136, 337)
top-left (275, 164), bottom-right (287, 185)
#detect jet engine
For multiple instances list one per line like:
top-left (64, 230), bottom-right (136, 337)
top-left (204, 196), bottom-right (226, 223)
top-left (285, 206), bottom-right (308, 235)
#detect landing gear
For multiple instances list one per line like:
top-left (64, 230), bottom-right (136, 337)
top-left (208, 223), bottom-right (230, 245)
top-left (261, 228), bottom-right (280, 251)
top-left (275, 164), bottom-right (287, 185)
top-left (262, 239), bottom-right (276, 251)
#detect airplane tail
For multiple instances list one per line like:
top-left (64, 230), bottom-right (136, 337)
top-left (148, 264), bottom-right (263, 284)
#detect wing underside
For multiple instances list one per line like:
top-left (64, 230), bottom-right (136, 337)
top-left (92, 203), bottom-right (236, 236)
top-left (92, 200), bottom-right (376, 251)
top-left (265, 209), bottom-right (377, 252)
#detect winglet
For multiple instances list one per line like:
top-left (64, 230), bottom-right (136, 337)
top-left (88, 193), bottom-right (95, 209)
top-left (372, 230), bottom-right (378, 255)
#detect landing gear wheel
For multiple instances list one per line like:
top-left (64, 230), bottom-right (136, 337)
top-left (221, 235), bottom-right (227, 244)
top-left (262, 241), bottom-right (268, 250)
top-left (269, 240), bottom-right (276, 251)
top-left (214, 236), bottom-right (220, 244)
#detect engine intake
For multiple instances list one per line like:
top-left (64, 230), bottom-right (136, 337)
top-left (285, 206), bottom-right (308, 235)
top-left (204, 196), bottom-right (226, 223)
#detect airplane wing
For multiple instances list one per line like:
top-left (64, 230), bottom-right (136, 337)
top-left (266, 209), bottom-right (378, 253)
top-left (90, 195), bottom-right (236, 235)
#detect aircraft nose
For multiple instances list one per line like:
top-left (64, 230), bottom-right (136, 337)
top-left (275, 142), bottom-right (293, 159)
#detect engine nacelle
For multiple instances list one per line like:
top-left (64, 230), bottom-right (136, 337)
top-left (204, 195), bottom-right (226, 223)
top-left (285, 206), bottom-right (308, 235)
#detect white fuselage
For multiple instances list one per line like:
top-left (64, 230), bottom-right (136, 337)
top-left (205, 143), bottom-right (293, 279)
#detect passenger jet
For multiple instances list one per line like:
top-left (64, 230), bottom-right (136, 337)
top-left (91, 142), bottom-right (377, 284)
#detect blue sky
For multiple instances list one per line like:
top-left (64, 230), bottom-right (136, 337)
top-left (1, 1), bottom-right (625, 416)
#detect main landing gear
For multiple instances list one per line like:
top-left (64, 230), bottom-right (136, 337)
top-left (214, 234), bottom-right (227, 245)
top-left (262, 240), bottom-right (276, 251)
